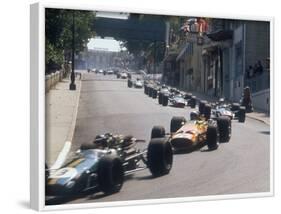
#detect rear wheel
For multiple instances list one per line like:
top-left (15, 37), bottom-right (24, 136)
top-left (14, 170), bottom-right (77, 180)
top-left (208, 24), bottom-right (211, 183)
top-left (204, 104), bottom-right (211, 120)
top-left (158, 93), bottom-right (163, 104)
top-left (206, 125), bottom-right (218, 150)
top-left (190, 111), bottom-right (199, 120)
top-left (80, 143), bottom-right (98, 150)
top-left (152, 89), bottom-right (157, 99)
top-left (144, 85), bottom-right (147, 94)
top-left (98, 155), bottom-right (124, 194)
top-left (148, 87), bottom-right (153, 97)
top-left (185, 93), bottom-right (192, 100)
top-left (170, 116), bottom-right (186, 133)
top-left (199, 100), bottom-right (207, 115)
top-left (162, 95), bottom-right (169, 106)
top-left (189, 96), bottom-right (196, 108)
top-left (231, 103), bottom-right (240, 111)
top-left (238, 106), bottom-right (246, 122)
top-left (151, 126), bottom-right (166, 139)
top-left (147, 138), bottom-right (173, 177)
top-left (217, 116), bottom-right (231, 142)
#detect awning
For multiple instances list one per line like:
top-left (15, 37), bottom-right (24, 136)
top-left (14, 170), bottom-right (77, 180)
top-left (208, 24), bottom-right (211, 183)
top-left (207, 30), bottom-right (233, 41)
top-left (163, 53), bottom-right (178, 62)
top-left (176, 43), bottom-right (191, 61)
top-left (176, 45), bottom-right (187, 61)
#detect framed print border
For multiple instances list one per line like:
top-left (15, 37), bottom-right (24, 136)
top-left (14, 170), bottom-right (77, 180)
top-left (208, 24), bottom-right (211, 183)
top-left (30, 1), bottom-right (274, 211)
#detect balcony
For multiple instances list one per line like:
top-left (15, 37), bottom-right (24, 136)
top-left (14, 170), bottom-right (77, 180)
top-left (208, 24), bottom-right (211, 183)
top-left (207, 29), bottom-right (233, 41)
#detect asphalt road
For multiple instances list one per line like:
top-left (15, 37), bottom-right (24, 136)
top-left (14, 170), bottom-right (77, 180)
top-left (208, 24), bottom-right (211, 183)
top-left (67, 73), bottom-right (270, 204)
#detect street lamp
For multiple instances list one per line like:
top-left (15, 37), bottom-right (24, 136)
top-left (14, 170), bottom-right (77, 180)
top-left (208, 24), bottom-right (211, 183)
top-left (69, 10), bottom-right (76, 90)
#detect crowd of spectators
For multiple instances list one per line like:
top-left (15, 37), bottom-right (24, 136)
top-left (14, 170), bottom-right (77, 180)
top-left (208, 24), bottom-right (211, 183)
top-left (246, 60), bottom-right (264, 79)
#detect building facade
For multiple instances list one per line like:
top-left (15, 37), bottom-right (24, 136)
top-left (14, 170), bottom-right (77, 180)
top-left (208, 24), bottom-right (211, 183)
top-left (163, 17), bottom-right (270, 111)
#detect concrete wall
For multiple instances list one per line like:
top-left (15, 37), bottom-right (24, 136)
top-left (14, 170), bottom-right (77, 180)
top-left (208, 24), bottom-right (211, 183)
top-left (252, 88), bottom-right (270, 112)
top-left (45, 70), bottom-right (64, 93)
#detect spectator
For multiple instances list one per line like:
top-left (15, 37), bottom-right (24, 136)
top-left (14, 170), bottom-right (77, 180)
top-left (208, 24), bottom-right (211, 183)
top-left (254, 60), bottom-right (263, 75)
top-left (246, 65), bottom-right (254, 78)
top-left (257, 60), bottom-right (264, 74)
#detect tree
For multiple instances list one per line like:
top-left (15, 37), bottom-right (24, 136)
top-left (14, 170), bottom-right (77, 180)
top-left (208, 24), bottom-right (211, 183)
top-left (45, 9), bottom-right (96, 74)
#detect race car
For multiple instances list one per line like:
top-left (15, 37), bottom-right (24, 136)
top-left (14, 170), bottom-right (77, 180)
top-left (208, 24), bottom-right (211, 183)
top-left (134, 79), bottom-right (143, 88)
top-left (158, 85), bottom-right (170, 106)
top-left (144, 82), bottom-right (159, 99)
top-left (150, 114), bottom-right (231, 152)
top-left (198, 98), bottom-right (246, 122)
top-left (46, 133), bottom-right (173, 197)
top-left (169, 94), bottom-right (186, 108)
top-left (120, 72), bottom-right (128, 79)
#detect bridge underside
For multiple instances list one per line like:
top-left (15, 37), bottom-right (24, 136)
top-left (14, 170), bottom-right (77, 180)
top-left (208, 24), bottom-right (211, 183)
top-left (93, 16), bottom-right (167, 42)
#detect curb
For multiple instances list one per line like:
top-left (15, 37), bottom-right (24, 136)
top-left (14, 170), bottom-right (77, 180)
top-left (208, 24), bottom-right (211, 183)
top-left (246, 114), bottom-right (270, 125)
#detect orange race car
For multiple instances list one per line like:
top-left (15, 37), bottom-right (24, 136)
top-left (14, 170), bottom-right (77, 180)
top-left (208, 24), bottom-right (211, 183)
top-left (150, 114), bottom-right (231, 152)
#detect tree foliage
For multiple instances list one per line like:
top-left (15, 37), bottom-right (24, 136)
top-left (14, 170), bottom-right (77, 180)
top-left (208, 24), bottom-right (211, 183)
top-left (45, 9), bottom-right (95, 73)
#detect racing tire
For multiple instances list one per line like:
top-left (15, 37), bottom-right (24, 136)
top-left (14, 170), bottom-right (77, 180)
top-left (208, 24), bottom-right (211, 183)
top-left (217, 116), bottom-right (231, 143)
top-left (152, 89), bottom-right (157, 99)
top-left (98, 155), bottom-right (124, 194)
top-left (231, 103), bottom-right (240, 111)
top-left (204, 104), bottom-right (212, 120)
top-left (162, 95), bottom-right (169, 106)
top-left (238, 106), bottom-right (246, 123)
top-left (184, 93), bottom-right (192, 100)
top-left (189, 96), bottom-right (196, 108)
top-left (170, 116), bottom-right (186, 133)
top-left (158, 92), bottom-right (163, 104)
top-left (144, 85), bottom-right (147, 94)
top-left (151, 126), bottom-right (166, 139)
top-left (206, 125), bottom-right (218, 150)
top-left (45, 163), bottom-right (49, 184)
top-left (199, 100), bottom-right (207, 115)
top-left (148, 87), bottom-right (153, 97)
top-left (80, 143), bottom-right (98, 150)
top-left (127, 80), bottom-right (133, 88)
top-left (147, 138), bottom-right (173, 177)
top-left (190, 111), bottom-right (199, 120)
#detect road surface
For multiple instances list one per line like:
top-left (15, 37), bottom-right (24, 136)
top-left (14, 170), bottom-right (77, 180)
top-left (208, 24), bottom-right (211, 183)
top-left (57, 73), bottom-right (270, 204)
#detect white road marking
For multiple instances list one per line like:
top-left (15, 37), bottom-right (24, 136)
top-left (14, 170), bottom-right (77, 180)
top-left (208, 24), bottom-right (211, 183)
top-left (50, 141), bottom-right (71, 170)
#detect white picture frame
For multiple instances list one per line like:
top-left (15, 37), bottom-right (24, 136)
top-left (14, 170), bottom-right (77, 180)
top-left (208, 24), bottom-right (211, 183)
top-left (30, 1), bottom-right (274, 211)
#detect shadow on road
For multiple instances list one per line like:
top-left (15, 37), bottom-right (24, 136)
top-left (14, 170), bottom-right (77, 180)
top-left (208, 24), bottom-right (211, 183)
top-left (133, 175), bottom-right (154, 180)
top-left (259, 131), bottom-right (270, 135)
top-left (82, 78), bottom-right (126, 82)
top-left (45, 173), bottom-right (155, 205)
top-left (81, 89), bottom-right (143, 93)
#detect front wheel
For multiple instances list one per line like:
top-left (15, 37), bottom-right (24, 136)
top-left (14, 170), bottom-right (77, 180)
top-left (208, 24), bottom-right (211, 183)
top-left (217, 116), bottom-right (231, 142)
top-left (206, 125), bottom-right (218, 150)
top-left (238, 106), bottom-right (246, 123)
top-left (98, 155), bottom-right (124, 194)
top-left (147, 138), bottom-right (173, 177)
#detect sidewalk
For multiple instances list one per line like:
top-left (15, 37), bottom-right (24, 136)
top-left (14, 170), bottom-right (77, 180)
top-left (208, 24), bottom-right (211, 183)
top-left (189, 91), bottom-right (270, 125)
top-left (45, 77), bottom-right (82, 168)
